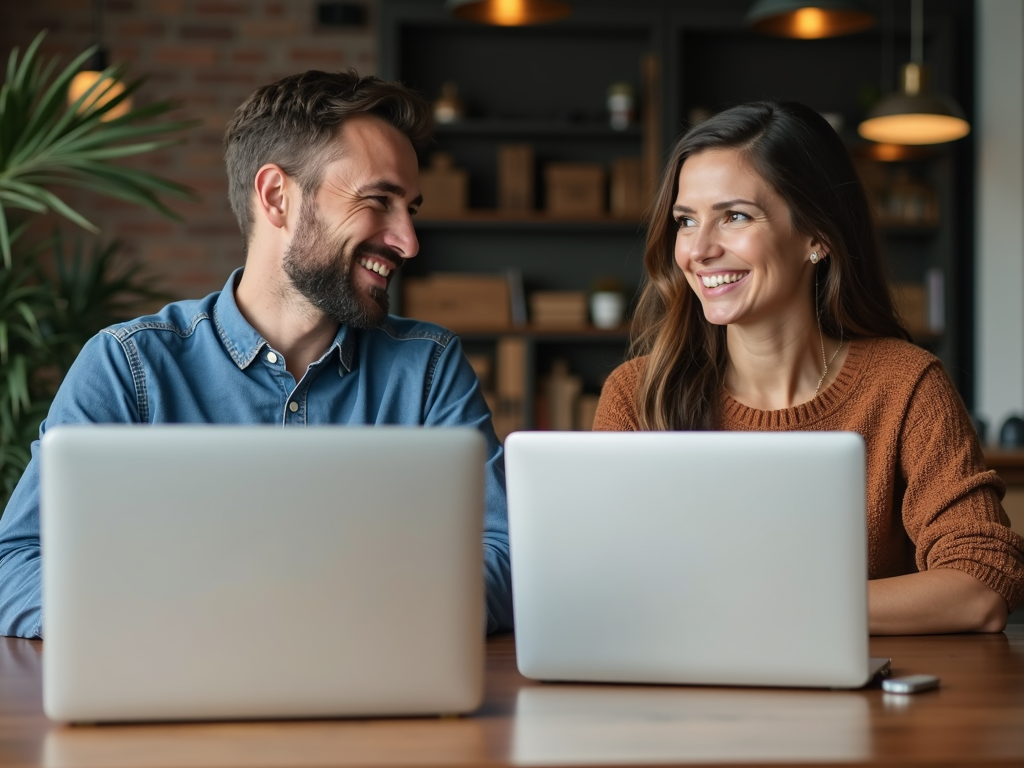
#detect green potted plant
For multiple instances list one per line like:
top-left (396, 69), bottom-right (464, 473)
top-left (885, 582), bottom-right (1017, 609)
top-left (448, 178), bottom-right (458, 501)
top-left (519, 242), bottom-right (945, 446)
top-left (0, 32), bottom-right (196, 503)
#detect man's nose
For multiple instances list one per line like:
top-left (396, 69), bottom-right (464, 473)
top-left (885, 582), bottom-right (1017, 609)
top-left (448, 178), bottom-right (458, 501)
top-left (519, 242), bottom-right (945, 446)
top-left (385, 214), bottom-right (419, 260)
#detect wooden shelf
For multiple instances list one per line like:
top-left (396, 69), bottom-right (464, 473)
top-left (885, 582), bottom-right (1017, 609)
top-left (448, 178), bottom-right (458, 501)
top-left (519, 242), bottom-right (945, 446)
top-left (878, 222), bottom-right (941, 235)
top-left (454, 325), bottom-right (631, 341)
top-left (415, 211), bottom-right (644, 232)
top-left (434, 119), bottom-right (642, 140)
top-left (984, 448), bottom-right (1024, 485)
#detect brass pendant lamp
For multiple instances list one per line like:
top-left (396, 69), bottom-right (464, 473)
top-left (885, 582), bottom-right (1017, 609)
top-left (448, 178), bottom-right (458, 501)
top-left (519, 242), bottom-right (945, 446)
top-left (746, 0), bottom-right (875, 39)
top-left (858, 0), bottom-right (969, 145)
top-left (445, 0), bottom-right (571, 26)
top-left (67, 0), bottom-right (131, 121)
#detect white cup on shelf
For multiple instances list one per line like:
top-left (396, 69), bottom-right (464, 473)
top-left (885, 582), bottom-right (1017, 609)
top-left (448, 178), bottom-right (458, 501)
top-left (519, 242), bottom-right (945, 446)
top-left (590, 291), bottom-right (625, 329)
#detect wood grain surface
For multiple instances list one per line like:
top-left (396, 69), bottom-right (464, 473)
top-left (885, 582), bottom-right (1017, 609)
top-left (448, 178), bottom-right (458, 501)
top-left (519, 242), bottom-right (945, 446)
top-left (1, 629), bottom-right (1022, 767)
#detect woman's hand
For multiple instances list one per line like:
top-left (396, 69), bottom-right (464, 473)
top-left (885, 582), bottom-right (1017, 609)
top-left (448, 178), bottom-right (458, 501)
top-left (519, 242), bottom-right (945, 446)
top-left (869, 568), bottom-right (1009, 635)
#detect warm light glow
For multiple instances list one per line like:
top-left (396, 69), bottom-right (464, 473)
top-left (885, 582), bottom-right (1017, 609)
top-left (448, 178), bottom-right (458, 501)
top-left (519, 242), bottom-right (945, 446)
top-left (447, 0), bottom-right (570, 25)
top-left (858, 113), bottom-right (970, 145)
top-left (867, 144), bottom-right (920, 161)
top-left (68, 70), bottom-right (130, 121)
top-left (492, 0), bottom-right (527, 24)
top-left (791, 8), bottom-right (829, 38)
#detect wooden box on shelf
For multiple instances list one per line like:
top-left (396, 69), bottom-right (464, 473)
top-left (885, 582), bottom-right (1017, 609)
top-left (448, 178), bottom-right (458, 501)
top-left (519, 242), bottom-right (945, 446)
top-left (529, 291), bottom-right (588, 328)
top-left (498, 144), bottom-right (535, 211)
top-left (890, 282), bottom-right (928, 338)
top-left (403, 273), bottom-right (510, 329)
top-left (417, 152), bottom-right (468, 217)
top-left (610, 156), bottom-right (643, 217)
top-left (545, 163), bottom-right (606, 217)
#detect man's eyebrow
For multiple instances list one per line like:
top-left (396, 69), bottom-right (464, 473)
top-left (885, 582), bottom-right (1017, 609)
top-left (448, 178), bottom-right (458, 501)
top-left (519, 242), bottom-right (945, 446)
top-left (358, 181), bottom-right (423, 208)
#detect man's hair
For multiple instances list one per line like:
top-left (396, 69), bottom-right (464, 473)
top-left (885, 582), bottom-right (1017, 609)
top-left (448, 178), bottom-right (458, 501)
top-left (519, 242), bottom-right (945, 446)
top-left (223, 69), bottom-right (433, 245)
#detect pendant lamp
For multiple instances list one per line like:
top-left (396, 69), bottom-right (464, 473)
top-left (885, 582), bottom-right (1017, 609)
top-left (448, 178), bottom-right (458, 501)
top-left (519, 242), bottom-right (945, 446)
top-left (746, 0), bottom-right (875, 39)
top-left (445, 0), bottom-right (571, 26)
top-left (858, 0), bottom-right (969, 145)
top-left (67, 0), bottom-right (130, 121)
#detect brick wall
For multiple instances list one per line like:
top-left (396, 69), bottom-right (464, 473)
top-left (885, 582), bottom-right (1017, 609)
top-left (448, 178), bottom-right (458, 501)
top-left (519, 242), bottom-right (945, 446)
top-left (0, 0), bottom-right (379, 301)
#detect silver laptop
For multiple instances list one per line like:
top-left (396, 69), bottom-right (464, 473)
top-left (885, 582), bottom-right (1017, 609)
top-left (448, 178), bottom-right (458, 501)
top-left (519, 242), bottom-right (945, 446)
top-left (41, 425), bottom-right (485, 722)
top-left (506, 431), bottom-right (887, 689)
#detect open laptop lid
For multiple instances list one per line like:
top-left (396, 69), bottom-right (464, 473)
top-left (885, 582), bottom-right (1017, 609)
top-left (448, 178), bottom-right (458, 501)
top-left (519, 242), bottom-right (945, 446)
top-left (506, 430), bottom-right (873, 689)
top-left (41, 425), bottom-right (485, 721)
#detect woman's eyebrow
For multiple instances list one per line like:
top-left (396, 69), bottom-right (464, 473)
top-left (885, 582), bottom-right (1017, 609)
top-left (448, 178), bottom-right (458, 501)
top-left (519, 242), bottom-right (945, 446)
top-left (711, 198), bottom-right (759, 210)
top-left (673, 198), bottom-right (761, 214)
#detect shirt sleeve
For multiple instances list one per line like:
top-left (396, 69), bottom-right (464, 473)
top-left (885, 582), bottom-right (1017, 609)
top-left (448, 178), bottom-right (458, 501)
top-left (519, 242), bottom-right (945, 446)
top-left (898, 363), bottom-right (1024, 610)
top-left (0, 331), bottom-right (139, 638)
top-left (593, 360), bottom-right (643, 432)
top-left (421, 334), bottom-right (513, 634)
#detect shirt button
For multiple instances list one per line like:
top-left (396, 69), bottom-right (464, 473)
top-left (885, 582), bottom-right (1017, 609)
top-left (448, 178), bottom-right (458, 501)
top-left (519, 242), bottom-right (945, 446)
top-left (288, 401), bottom-right (299, 413)
top-left (266, 352), bottom-right (278, 364)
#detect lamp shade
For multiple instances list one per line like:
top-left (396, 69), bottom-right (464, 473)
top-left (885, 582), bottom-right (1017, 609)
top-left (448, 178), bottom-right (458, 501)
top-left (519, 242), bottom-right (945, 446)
top-left (858, 63), bottom-right (970, 145)
top-left (67, 49), bottom-right (131, 121)
top-left (746, 0), bottom-right (875, 38)
top-left (445, 0), bottom-right (571, 26)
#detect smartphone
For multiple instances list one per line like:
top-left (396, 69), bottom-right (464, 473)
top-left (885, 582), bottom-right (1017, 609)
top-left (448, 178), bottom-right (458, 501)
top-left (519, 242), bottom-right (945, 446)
top-left (881, 674), bottom-right (940, 694)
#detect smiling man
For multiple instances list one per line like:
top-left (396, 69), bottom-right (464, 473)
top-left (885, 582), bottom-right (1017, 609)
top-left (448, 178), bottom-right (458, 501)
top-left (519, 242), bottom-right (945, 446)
top-left (0, 71), bottom-right (514, 639)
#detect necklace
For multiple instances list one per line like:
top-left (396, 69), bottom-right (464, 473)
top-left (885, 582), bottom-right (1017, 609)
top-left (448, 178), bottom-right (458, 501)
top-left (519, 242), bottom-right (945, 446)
top-left (814, 336), bottom-right (843, 396)
top-left (813, 266), bottom-right (842, 397)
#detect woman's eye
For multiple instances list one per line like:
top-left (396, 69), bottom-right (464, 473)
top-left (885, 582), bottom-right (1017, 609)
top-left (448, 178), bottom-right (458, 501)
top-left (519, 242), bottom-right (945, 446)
top-left (727, 211), bottom-right (750, 223)
top-left (675, 216), bottom-right (696, 229)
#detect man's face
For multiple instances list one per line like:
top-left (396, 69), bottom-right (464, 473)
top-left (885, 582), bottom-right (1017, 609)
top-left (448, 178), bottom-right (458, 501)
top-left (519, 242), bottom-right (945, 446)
top-left (283, 115), bottom-right (421, 329)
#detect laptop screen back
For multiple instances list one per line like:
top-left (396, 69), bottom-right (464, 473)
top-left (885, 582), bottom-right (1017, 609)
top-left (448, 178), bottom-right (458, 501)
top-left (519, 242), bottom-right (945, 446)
top-left (505, 430), bottom-right (869, 688)
top-left (41, 425), bottom-right (485, 721)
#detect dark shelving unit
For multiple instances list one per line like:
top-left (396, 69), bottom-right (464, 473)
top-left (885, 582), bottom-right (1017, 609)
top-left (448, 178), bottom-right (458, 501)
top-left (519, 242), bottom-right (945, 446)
top-left (381, 0), bottom-right (977, 423)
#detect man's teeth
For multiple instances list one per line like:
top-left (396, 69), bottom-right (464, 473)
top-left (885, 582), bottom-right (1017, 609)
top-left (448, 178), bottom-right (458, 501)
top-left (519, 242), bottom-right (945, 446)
top-left (701, 273), bottom-right (744, 288)
top-left (359, 258), bottom-right (390, 277)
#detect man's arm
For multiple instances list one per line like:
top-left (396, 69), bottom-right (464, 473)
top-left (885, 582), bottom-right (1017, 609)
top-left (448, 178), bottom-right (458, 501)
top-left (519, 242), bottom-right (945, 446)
top-left (0, 332), bottom-right (140, 638)
top-left (422, 334), bottom-right (513, 634)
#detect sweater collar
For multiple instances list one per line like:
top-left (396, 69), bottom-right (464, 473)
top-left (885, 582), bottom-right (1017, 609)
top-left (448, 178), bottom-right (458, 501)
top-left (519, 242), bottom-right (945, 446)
top-left (719, 338), bottom-right (868, 429)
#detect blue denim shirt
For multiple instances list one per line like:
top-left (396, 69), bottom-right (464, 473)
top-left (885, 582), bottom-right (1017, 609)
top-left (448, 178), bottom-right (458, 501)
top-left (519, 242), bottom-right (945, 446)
top-left (0, 269), bottom-right (513, 638)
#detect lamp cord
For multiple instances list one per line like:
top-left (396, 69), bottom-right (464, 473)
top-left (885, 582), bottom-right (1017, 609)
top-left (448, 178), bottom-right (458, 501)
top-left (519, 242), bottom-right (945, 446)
top-left (911, 0), bottom-right (923, 65)
top-left (92, 0), bottom-right (103, 46)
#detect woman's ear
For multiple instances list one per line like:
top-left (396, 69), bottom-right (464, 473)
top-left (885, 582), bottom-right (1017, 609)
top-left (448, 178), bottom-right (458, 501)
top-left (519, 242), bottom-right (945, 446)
top-left (809, 235), bottom-right (830, 261)
top-left (253, 164), bottom-right (291, 230)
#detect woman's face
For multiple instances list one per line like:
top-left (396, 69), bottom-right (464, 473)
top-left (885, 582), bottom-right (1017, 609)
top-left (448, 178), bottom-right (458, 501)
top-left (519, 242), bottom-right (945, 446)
top-left (673, 148), bottom-right (817, 329)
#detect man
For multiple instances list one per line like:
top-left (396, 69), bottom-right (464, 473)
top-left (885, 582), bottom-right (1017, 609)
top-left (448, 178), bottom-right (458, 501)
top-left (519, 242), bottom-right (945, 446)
top-left (0, 70), bottom-right (514, 638)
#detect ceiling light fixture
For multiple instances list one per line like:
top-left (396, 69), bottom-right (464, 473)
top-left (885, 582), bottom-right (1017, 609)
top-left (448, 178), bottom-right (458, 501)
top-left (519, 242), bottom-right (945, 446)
top-left (745, 0), bottom-right (875, 39)
top-left (858, 0), bottom-right (969, 145)
top-left (67, 0), bottom-right (131, 121)
top-left (445, 0), bottom-right (571, 26)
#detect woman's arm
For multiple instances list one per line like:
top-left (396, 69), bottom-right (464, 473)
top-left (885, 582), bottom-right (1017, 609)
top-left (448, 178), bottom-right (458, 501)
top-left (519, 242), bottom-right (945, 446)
top-left (892, 362), bottom-right (1024, 633)
top-left (869, 568), bottom-right (1008, 635)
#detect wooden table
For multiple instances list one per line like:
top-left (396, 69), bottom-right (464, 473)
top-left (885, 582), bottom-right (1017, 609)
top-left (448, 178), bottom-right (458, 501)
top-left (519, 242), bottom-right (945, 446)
top-left (2, 629), bottom-right (1023, 768)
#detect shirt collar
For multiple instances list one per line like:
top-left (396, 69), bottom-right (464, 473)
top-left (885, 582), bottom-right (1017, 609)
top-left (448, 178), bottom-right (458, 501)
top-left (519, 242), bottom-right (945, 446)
top-left (212, 267), bottom-right (356, 375)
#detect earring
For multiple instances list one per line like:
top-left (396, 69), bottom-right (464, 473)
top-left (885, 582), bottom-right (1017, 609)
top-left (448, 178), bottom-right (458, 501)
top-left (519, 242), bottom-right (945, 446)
top-left (810, 251), bottom-right (820, 264)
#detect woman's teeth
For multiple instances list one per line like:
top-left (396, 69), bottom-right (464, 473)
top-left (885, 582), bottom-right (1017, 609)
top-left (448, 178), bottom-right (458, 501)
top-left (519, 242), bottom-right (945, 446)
top-left (359, 258), bottom-right (390, 277)
top-left (701, 273), bottom-right (744, 288)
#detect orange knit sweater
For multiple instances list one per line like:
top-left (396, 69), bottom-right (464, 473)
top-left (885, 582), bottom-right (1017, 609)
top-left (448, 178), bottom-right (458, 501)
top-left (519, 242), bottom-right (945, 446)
top-left (594, 336), bottom-right (1024, 609)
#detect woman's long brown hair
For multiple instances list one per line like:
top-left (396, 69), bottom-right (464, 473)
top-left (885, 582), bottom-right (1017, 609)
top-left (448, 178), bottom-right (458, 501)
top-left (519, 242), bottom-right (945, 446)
top-left (631, 101), bottom-right (909, 431)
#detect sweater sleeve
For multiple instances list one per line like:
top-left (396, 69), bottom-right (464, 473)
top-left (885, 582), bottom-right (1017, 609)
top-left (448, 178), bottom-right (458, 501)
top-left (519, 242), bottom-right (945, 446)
top-left (898, 363), bottom-right (1024, 610)
top-left (594, 360), bottom-right (643, 431)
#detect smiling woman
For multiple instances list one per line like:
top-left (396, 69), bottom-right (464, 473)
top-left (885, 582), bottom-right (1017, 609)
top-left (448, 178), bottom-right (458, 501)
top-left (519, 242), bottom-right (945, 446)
top-left (594, 101), bottom-right (1024, 635)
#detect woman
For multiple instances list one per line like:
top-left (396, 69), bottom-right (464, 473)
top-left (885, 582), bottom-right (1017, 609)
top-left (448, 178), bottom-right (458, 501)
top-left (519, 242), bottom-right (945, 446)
top-left (594, 101), bottom-right (1024, 634)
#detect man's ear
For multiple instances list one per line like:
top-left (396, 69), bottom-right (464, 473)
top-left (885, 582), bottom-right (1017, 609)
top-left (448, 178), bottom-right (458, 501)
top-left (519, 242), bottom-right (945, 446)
top-left (253, 164), bottom-right (292, 229)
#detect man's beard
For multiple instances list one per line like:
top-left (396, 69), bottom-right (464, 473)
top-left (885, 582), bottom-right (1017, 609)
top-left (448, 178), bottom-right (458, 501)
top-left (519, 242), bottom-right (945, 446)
top-left (283, 198), bottom-right (395, 329)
